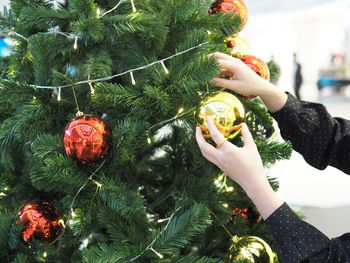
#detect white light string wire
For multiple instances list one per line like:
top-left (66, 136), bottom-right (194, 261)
top-left (39, 42), bottom-right (209, 89)
top-left (100, 0), bottom-right (127, 17)
top-left (5, 0), bottom-right (135, 46)
top-left (0, 42), bottom-right (208, 90)
top-left (57, 135), bottom-right (124, 241)
top-left (125, 207), bottom-right (181, 262)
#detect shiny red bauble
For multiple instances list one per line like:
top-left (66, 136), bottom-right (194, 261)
top-left (210, 0), bottom-right (248, 32)
top-left (17, 201), bottom-right (62, 243)
top-left (238, 55), bottom-right (270, 99)
top-left (63, 114), bottom-right (112, 166)
top-left (231, 208), bottom-right (261, 224)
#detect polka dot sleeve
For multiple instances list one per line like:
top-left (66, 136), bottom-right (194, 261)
top-left (264, 203), bottom-right (350, 263)
top-left (271, 93), bottom-right (350, 175)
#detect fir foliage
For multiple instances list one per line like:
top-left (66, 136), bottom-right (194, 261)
top-left (0, 0), bottom-right (291, 262)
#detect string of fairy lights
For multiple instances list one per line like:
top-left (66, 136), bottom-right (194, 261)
top-left (1, 0), bottom-right (212, 259)
top-left (2, 0), bottom-right (210, 132)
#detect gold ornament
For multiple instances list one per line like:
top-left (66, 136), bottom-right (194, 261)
top-left (225, 35), bottom-right (250, 56)
top-left (228, 235), bottom-right (275, 263)
top-left (195, 91), bottom-right (245, 139)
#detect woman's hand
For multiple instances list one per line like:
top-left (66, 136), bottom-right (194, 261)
top-left (195, 116), bottom-right (265, 191)
top-left (211, 52), bottom-right (288, 113)
top-left (195, 116), bottom-right (283, 219)
top-left (211, 52), bottom-right (272, 97)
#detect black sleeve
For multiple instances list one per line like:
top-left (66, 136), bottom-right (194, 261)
top-left (264, 203), bottom-right (350, 263)
top-left (271, 93), bottom-right (350, 174)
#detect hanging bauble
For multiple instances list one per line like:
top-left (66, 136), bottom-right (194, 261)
top-left (17, 201), bottom-right (62, 243)
top-left (63, 114), bottom-right (113, 166)
top-left (195, 91), bottom-right (245, 139)
top-left (225, 35), bottom-right (250, 56)
top-left (209, 0), bottom-right (248, 33)
top-left (236, 55), bottom-right (270, 99)
top-left (228, 235), bottom-right (275, 263)
top-left (239, 55), bottom-right (270, 81)
top-left (231, 208), bottom-right (261, 224)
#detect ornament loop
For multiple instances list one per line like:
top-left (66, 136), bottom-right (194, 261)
top-left (76, 111), bottom-right (84, 117)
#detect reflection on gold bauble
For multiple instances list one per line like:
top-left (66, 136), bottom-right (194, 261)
top-left (195, 91), bottom-right (245, 139)
top-left (225, 35), bottom-right (250, 56)
top-left (228, 235), bottom-right (275, 263)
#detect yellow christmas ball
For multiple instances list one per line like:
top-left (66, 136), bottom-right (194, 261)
top-left (225, 35), bottom-right (250, 56)
top-left (195, 91), bottom-right (245, 139)
top-left (228, 235), bottom-right (275, 263)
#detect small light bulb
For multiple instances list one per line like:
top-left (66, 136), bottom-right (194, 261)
top-left (59, 219), bottom-right (66, 227)
top-left (226, 187), bottom-right (234, 192)
top-left (88, 82), bottom-right (95, 94)
top-left (147, 137), bottom-right (152, 144)
top-left (96, 8), bottom-right (101, 17)
top-left (130, 0), bottom-right (137, 12)
top-left (73, 36), bottom-right (78, 49)
top-left (160, 61), bottom-right (169, 74)
top-left (130, 71), bottom-right (136, 85)
top-left (57, 88), bottom-right (62, 101)
top-left (222, 203), bottom-right (229, 208)
top-left (177, 107), bottom-right (184, 115)
top-left (94, 180), bottom-right (103, 188)
top-left (71, 209), bottom-right (76, 217)
top-left (150, 248), bottom-right (164, 259)
top-left (207, 30), bottom-right (212, 35)
top-left (43, 252), bottom-right (48, 258)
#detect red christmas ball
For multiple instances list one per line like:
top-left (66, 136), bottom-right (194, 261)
top-left (17, 201), bottom-right (62, 243)
top-left (210, 0), bottom-right (248, 32)
top-left (231, 208), bottom-right (261, 224)
top-left (63, 114), bottom-right (112, 166)
top-left (238, 55), bottom-right (270, 99)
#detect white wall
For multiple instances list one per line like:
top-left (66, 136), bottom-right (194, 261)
top-left (0, 0), bottom-right (9, 11)
top-left (241, 1), bottom-right (350, 100)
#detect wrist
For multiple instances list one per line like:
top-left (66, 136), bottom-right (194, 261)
top-left (259, 84), bottom-right (288, 113)
top-left (244, 181), bottom-right (283, 219)
top-left (241, 178), bottom-right (271, 198)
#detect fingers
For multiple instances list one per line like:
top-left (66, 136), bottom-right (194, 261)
top-left (241, 123), bottom-right (256, 148)
top-left (195, 127), bottom-right (216, 161)
top-left (217, 59), bottom-right (238, 72)
top-left (216, 69), bottom-right (232, 78)
top-left (206, 116), bottom-right (225, 144)
top-left (213, 52), bottom-right (236, 62)
top-left (211, 77), bottom-right (242, 92)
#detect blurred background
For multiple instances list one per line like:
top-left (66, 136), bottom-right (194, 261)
top-left (242, 0), bottom-right (350, 238)
top-left (1, 0), bottom-right (350, 238)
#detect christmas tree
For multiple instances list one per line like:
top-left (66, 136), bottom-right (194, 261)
top-left (0, 0), bottom-right (292, 262)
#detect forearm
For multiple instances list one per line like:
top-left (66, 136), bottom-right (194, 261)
top-left (241, 179), bottom-right (283, 220)
top-left (258, 82), bottom-right (288, 113)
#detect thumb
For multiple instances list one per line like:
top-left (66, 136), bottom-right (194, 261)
top-left (241, 123), bottom-right (256, 148)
